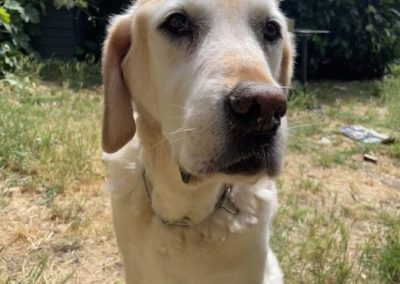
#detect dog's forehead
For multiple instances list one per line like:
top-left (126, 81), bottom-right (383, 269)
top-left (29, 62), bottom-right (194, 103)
top-left (139, 0), bottom-right (282, 21)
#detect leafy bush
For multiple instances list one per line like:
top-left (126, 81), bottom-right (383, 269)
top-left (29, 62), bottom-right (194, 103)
top-left (76, 0), bottom-right (132, 58)
top-left (281, 0), bottom-right (400, 79)
top-left (53, 0), bottom-right (88, 10)
top-left (0, 0), bottom-right (43, 74)
top-left (0, 0), bottom-right (92, 77)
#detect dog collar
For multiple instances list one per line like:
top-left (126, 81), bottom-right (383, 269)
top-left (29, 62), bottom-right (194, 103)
top-left (142, 171), bottom-right (240, 227)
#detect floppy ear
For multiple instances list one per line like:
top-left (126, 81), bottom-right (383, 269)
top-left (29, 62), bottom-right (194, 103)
top-left (279, 35), bottom-right (295, 93)
top-left (102, 15), bottom-right (136, 153)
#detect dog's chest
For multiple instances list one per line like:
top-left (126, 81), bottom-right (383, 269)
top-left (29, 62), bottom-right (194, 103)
top-left (138, 226), bottom-right (269, 284)
top-left (111, 181), bottom-right (278, 284)
top-left (117, 212), bottom-right (270, 284)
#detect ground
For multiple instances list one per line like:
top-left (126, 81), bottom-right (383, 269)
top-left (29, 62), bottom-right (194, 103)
top-left (0, 61), bottom-right (399, 283)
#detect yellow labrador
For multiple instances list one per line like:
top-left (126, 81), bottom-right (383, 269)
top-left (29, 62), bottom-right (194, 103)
top-left (102, 0), bottom-right (294, 283)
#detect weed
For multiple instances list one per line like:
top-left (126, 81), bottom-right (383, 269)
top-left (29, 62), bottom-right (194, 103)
top-left (26, 256), bottom-right (48, 284)
top-left (379, 237), bottom-right (400, 283)
top-left (289, 90), bottom-right (318, 110)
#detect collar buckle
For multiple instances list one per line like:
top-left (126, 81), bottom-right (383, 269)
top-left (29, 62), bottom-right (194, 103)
top-left (216, 185), bottom-right (240, 215)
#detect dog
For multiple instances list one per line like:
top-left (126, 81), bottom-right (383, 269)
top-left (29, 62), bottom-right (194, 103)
top-left (101, 0), bottom-right (294, 283)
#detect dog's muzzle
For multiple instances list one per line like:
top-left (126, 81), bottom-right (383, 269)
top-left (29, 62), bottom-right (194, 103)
top-left (215, 82), bottom-right (287, 176)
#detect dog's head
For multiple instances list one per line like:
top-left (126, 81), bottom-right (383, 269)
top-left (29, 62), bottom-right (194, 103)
top-left (102, 0), bottom-right (294, 182)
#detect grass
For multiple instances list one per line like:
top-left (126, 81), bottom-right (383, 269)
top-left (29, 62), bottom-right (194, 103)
top-left (0, 58), bottom-right (399, 283)
top-left (0, 58), bottom-right (120, 283)
top-left (276, 66), bottom-right (400, 283)
top-left (0, 59), bottom-right (102, 192)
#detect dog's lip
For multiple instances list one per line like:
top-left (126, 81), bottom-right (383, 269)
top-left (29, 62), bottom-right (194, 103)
top-left (180, 149), bottom-right (267, 180)
top-left (179, 167), bottom-right (204, 184)
top-left (216, 150), bottom-right (266, 176)
top-left (179, 167), bottom-right (192, 184)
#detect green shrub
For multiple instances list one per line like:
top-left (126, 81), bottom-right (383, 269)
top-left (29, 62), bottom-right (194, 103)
top-left (282, 0), bottom-right (400, 79)
top-left (0, 0), bottom-right (92, 77)
top-left (75, 0), bottom-right (132, 58)
top-left (0, 0), bottom-right (43, 74)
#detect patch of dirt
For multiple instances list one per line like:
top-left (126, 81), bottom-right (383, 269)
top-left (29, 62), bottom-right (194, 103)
top-left (0, 182), bottom-right (123, 283)
top-left (282, 148), bottom-right (400, 253)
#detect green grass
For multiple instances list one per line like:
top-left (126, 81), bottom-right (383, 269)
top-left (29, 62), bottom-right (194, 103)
top-left (288, 67), bottom-right (400, 162)
top-left (0, 58), bottom-right (399, 283)
top-left (0, 60), bottom-right (102, 193)
top-left (273, 180), bottom-right (400, 284)
top-left (279, 66), bottom-right (400, 283)
top-left (380, 67), bottom-right (400, 159)
top-left (4, 255), bottom-right (76, 284)
top-left (39, 57), bottom-right (101, 90)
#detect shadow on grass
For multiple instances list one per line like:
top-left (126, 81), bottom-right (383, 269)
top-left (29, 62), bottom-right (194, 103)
top-left (291, 64), bottom-right (400, 107)
top-left (304, 80), bottom-right (382, 103)
top-left (5, 56), bottom-right (102, 91)
top-left (39, 58), bottom-right (102, 90)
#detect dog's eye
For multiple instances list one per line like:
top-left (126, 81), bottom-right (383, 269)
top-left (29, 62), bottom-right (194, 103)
top-left (161, 12), bottom-right (192, 37)
top-left (263, 21), bottom-right (281, 42)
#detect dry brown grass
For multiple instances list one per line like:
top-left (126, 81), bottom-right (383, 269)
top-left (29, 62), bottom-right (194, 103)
top-left (1, 182), bottom-right (123, 283)
top-left (1, 62), bottom-right (399, 283)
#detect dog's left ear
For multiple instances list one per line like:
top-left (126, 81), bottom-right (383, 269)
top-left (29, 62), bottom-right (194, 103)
top-left (102, 15), bottom-right (136, 153)
top-left (279, 35), bottom-right (295, 93)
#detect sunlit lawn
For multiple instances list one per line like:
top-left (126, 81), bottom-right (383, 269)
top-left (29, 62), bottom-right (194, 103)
top-left (0, 60), bottom-right (399, 283)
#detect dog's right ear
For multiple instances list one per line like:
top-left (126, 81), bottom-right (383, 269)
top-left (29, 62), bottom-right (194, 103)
top-left (102, 15), bottom-right (136, 153)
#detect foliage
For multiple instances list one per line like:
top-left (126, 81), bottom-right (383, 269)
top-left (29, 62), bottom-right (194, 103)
top-left (77, 0), bottom-right (132, 58)
top-left (0, 0), bottom-right (43, 74)
top-left (0, 0), bottom-right (93, 77)
top-left (53, 0), bottom-right (88, 10)
top-left (0, 6), bottom-right (10, 23)
top-left (282, 0), bottom-right (400, 79)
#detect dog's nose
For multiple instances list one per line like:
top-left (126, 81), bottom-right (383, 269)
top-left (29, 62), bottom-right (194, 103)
top-left (227, 83), bottom-right (287, 133)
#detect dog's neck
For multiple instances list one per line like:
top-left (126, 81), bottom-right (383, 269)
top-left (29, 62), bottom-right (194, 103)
top-left (135, 116), bottom-right (232, 224)
top-left (140, 146), bottom-right (227, 224)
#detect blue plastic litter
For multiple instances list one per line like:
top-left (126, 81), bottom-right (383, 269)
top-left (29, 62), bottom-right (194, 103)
top-left (339, 125), bottom-right (393, 144)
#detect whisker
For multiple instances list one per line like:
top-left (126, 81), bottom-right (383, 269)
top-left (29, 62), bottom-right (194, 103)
top-left (148, 128), bottom-right (195, 151)
top-left (149, 137), bottom-right (167, 150)
top-left (169, 103), bottom-right (191, 111)
top-left (164, 127), bottom-right (195, 136)
top-left (288, 123), bottom-right (323, 130)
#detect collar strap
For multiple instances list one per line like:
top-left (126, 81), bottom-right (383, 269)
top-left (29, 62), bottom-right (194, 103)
top-left (142, 171), bottom-right (240, 227)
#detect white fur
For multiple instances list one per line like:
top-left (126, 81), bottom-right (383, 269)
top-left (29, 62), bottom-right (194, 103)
top-left (104, 141), bottom-right (282, 284)
top-left (102, 0), bottom-right (294, 283)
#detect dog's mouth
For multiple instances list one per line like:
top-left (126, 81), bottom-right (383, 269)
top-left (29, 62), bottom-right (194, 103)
top-left (215, 148), bottom-right (267, 176)
top-left (179, 167), bottom-right (203, 185)
top-left (179, 167), bottom-right (193, 184)
top-left (179, 148), bottom-right (269, 184)
top-left (179, 128), bottom-right (284, 184)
